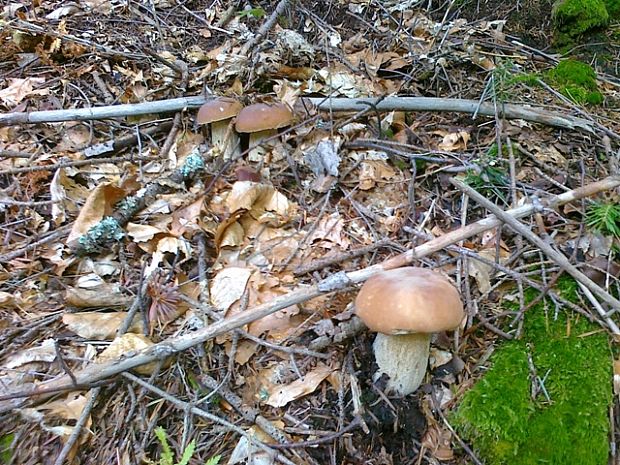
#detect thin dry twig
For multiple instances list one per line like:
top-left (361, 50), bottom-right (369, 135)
top-left (122, 373), bottom-right (298, 465)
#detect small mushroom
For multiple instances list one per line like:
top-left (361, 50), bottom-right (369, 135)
top-left (197, 97), bottom-right (243, 159)
top-left (355, 267), bottom-right (464, 396)
top-left (235, 103), bottom-right (293, 160)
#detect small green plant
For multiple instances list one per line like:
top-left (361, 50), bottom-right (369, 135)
top-left (546, 59), bottom-right (604, 105)
top-left (490, 61), bottom-right (539, 101)
top-left (152, 426), bottom-right (221, 465)
top-left (237, 7), bottom-right (266, 19)
top-left (464, 144), bottom-right (510, 204)
top-left (585, 201), bottom-right (620, 238)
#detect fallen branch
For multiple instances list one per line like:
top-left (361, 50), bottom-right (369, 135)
top-left (1, 175), bottom-right (618, 412)
top-left (451, 177), bottom-right (620, 334)
top-left (0, 96), bottom-right (594, 132)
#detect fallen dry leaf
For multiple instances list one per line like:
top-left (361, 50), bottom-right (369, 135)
top-left (6, 339), bottom-right (56, 369)
top-left (0, 77), bottom-right (49, 105)
top-left (63, 311), bottom-right (144, 340)
top-left (66, 182), bottom-right (127, 244)
top-left (97, 333), bottom-right (160, 375)
top-left (210, 267), bottom-right (252, 311)
top-left (265, 363), bottom-right (335, 407)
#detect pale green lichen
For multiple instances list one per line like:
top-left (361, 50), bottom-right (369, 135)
top-left (78, 216), bottom-right (125, 253)
top-left (116, 195), bottom-right (139, 215)
top-left (181, 150), bottom-right (205, 178)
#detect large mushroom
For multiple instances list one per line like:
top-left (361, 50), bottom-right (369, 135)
top-left (197, 97), bottom-right (243, 159)
top-left (235, 102), bottom-right (294, 161)
top-left (355, 267), bottom-right (464, 396)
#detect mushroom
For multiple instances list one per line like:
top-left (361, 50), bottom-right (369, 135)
top-left (235, 102), bottom-right (294, 161)
top-left (355, 267), bottom-right (464, 396)
top-left (197, 97), bottom-right (243, 159)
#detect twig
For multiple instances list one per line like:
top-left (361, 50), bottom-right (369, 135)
top-left (8, 19), bottom-right (147, 59)
top-left (293, 238), bottom-right (394, 275)
top-left (0, 154), bottom-right (158, 176)
top-left (577, 283), bottom-right (620, 335)
top-left (430, 390), bottom-right (484, 465)
top-left (52, 388), bottom-right (101, 465)
top-left (451, 178), bottom-right (620, 332)
top-left (0, 225), bottom-right (71, 263)
top-left (82, 121), bottom-right (173, 158)
top-left (0, 96), bottom-right (594, 132)
top-left (179, 295), bottom-right (328, 359)
top-left (268, 417), bottom-right (362, 449)
top-left (122, 373), bottom-right (298, 465)
top-left (0, 198), bottom-right (57, 206)
top-left (199, 374), bottom-right (290, 444)
top-left (1, 176), bottom-right (618, 410)
top-left (240, 0), bottom-right (292, 56)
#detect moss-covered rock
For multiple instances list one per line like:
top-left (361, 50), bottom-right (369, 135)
top-left (545, 59), bottom-right (603, 105)
top-left (452, 280), bottom-right (613, 465)
top-left (552, 0), bottom-right (609, 44)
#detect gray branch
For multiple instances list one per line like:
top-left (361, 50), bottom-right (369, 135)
top-left (0, 96), bottom-right (594, 132)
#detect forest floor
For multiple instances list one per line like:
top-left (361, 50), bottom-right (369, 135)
top-left (0, 1), bottom-right (619, 465)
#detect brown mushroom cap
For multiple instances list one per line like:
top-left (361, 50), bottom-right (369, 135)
top-left (355, 267), bottom-right (464, 335)
top-left (235, 103), bottom-right (294, 133)
top-left (197, 97), bottom-right (243, 124)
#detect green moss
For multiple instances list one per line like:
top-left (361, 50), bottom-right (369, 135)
top-left (452, 280), bottom-right (612, 465)
top-left (464, 144), bottom-right (511, 205)
top-left (0, 434), bottom-right (12, 464)
top-left (552, 0), bottom-right (609, 44)
top-left (605, 0), bottom-right (620, 18)
top-left (545, 59), bottom-right (604, 105)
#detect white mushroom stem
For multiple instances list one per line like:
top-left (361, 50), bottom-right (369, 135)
top-left (211, 119), bottom-right (240, 160)
top-left (247, 129), bottom-right (277, 161)
top-left (372, 332), bottom-right (430, 396)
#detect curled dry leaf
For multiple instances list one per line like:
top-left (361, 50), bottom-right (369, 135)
top-left (265, 363), bottom-right (336, 407)
top-left (5, 338), bottom-right (56, 369)
top-left (63, 311), bottom-right (144, 340)
top-left (0, 77), bottom-right (49, 106)
top-left (308, 212), bottom-right (351, 250)
top-left (226, 181), bottom-right (292, 224)
top-left (210, 266), bottom-right (252, 312)
top-left (421, 424), bottom-right (454, 461)
top-left (358, 160), bottom-right (396, 190)
top-left (229, 425), bottom-right (279, 465)
top-left (65, 282), bottom-right (131, 308)
top-left (39, 392), bottom-right (90, 424)
top-left (436, 130), bottom-right (470, 152)
top-left (97, 333), bottom-right (160, 376)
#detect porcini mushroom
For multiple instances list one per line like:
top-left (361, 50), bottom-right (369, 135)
top-left (235, 103), bottom-right (294, 161)
top-left (197, 97), bottom-right (243, 159)
top-left (355, 267), bottom-right (464, 396)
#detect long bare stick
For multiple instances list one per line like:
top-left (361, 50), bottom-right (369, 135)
top-left (1, 176), bottom-right (618, 412)
top-left (0, 96), bottom-right (593, 131)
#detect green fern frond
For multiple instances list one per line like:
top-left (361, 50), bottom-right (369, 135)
top-left (585, 201), bottom-right (620, 238)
